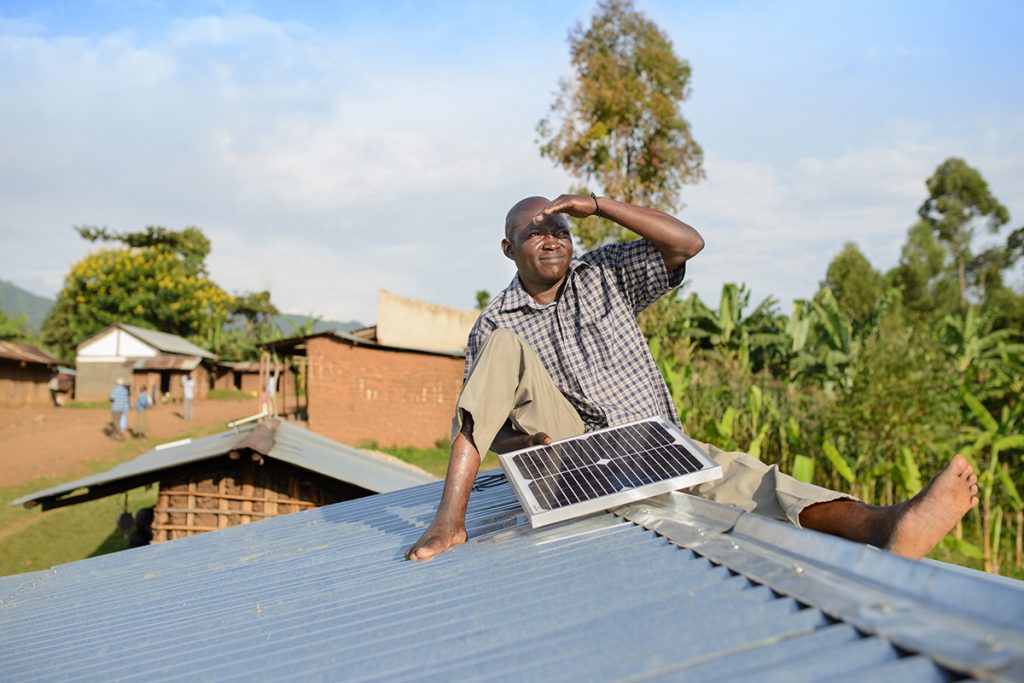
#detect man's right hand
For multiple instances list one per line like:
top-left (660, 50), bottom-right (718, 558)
top-left (491, 428), bottom-right (552, 454)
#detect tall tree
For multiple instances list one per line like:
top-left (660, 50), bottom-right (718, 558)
top-left (918, 158), bottom-right (1010, 308)
top-left (537, 0), bottom-right (703, 248)
top-left (822, 242), bottom-right (885, 327)
top-left (889, 220), bottom-right (959, 322)
top-left (42, 226), bottom-right (234, 358)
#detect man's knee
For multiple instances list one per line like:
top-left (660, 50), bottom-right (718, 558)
top-left (480, 328), bottom-right (525, 353)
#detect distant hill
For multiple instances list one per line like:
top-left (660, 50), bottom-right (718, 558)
top-left (0, 279), bottom-right (54, 330)
top-left (0, 279), bottom-right (363, 338)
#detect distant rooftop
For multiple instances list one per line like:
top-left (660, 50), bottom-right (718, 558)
top-left (0, 341), bottom-right (63, 366)
top-left (78, 323), bottom-right (216, 359)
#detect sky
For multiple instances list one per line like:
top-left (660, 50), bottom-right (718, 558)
top-left (1, 0), bottom-right (1022, 324)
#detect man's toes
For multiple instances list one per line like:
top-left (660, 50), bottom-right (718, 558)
top-left (950, 453), bottom-right (969, 475)
top-left (966, 472), bottom-right (977, 486)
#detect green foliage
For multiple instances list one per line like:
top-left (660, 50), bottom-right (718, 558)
top-left (823, 242), bottom-right (885, 326)
top-left (537, 0), bottom-right (703, 249)
top-left (917, 158), bottom-right (1011, 307)
top-left (642, 162), bottom-right (1022, 571)
top-left (0, 310), bottom-right (32, 342)
top-left (42, 226), bottom-right (234, 358)
top-left (792, 455), bottom-right (815, 484)
top-left (475, 290), bottom-right (491, 311)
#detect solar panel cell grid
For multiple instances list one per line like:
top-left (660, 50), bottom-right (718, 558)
top-left (500, 418), bottom-right (723, 527)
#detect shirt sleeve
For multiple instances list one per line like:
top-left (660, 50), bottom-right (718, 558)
top-left (592, 239), bottom-right (686, 315)
top-left (462, 315), bottom-right (496, 386)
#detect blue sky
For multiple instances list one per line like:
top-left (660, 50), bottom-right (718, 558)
top-left (1, 1), bottom-right (1021, 324)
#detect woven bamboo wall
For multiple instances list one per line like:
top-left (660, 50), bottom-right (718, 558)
top-left (151, 455), bottom-right (367, 543)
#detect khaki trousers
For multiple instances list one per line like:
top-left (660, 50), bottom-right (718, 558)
top-left (454, 328), bottom-right (851, 528)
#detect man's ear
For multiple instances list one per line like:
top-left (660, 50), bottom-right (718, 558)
top-left (501, 238), bottom-right (514, 260)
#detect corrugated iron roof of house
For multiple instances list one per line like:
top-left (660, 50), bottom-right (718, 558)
top-left (262, 329), bottom-right (466, 358)
top-left (0, 341), bottom-right (64, 366)
top-left (132, 355), bottom-right (203, 371)
top-left (217, 360), bottom-right (260, 372)
top-left (1, 470), bottom-right (1021, 682)
top-left (115, 323), bottom-right (216, 359)
top-left (12, 420), bottom-right (437, 511)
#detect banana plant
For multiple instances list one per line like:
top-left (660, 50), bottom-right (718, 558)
top-left (960, 390), bottom-right (1024, 573)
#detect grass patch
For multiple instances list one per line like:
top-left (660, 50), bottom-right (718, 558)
top-left (362, 438), bottom-right (500, 480)
top-left (65, 400), bottom-right (110, 410)
top-left (207, 388), bottom-right (257, 400)
top-left (0, 423), bottom-right (231, 577)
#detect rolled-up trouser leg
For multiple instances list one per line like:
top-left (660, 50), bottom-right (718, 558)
top-left (451, 329), bottom-right (586, 454)
top-left (684, 441), bottom-right (856, 527)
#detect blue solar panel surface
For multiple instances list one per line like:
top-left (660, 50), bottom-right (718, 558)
top-left (500, 418), bottom-right (721, 527)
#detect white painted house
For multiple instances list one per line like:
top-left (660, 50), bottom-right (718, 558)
top-left (75, 323), bottom-right (216, 401)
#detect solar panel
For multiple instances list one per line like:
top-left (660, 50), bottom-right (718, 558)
top-left (498, 417), bottom-right (722, 528)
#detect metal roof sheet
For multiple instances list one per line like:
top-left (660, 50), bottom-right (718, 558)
top-left (132, 354), bottom-right (202, 371)
top-left (0, 341), bottom-right (63, 366)
top-left (1, 472), bottom-right (1021, 681)
top-left (263, 329), bottom-right (466, 358)
top-left (12, 420), bottom-right (436, 509)
top-left (81, 323), bottom-right (217, 359)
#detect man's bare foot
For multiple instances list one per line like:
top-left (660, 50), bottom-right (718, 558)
top-left (886, 454), bottom-right (979, 559)
top-left (405, 520), bottom-right (468, 562)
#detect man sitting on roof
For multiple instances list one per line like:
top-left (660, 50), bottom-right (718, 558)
top-left (406, 194), bottom-right (980, 562)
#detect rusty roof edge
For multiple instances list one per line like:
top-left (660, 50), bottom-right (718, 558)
top-left (616, 493), bottom-right (1024, 682)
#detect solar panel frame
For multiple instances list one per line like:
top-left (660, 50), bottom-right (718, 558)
top-left (498, 417), bottom-right (722, 528)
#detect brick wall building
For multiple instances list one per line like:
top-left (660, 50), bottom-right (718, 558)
top-left (266, 332), bottom-right (465, 449)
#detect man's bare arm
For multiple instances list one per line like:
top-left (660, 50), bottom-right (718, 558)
top-left (534, 194), bottom-right (704, 271)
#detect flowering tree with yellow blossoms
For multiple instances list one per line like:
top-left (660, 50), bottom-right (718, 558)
top-left (42, 226), bottom-right (235, 358)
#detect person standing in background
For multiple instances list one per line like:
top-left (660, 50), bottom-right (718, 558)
top-left (134, 384), bottom-right (151, 437)
top-left (48, 371), bottom-right (61, 407)
top-left (109, 378), bottom-right (130, 440)
top-left (182, 373), bottom-right (195, 421)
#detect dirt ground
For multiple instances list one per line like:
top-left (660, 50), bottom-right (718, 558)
top-left (0, 399), bottom-right (262, 487)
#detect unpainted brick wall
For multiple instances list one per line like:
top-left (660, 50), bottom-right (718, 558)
top-left (306, 337), bottom-right (464, 448)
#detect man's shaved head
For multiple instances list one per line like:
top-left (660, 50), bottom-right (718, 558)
top-left (505, 196), bottom-right (548, 240)
top-left (504, 196), bottom-right (573, 240)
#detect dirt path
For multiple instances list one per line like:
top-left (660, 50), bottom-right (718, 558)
top-left (0, 399), bottom-right (262, 487)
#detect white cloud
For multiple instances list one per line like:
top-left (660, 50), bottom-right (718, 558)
top-left (683, 122), bottom-right (1024, 308)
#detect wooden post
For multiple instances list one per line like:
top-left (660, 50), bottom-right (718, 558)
top-left (241, 464), bottom-right (254, 525)
top-left (218, 476), bottom-right (229, 529)
top-left (186, 478), bottom-right (196, 538)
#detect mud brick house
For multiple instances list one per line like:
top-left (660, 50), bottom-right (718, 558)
top-left (0, 341), bottom-right (67, 407)
top-left (261, 291), bottom-right (477, 449)
top-left (263, 330), bottom-right (466, 449)
top-left (74, 323), bottom-right (217, 401)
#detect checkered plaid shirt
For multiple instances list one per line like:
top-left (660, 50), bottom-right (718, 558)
top-left (466, 239), bottom-right (685, 430)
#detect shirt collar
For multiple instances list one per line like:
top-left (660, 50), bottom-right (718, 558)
top-left (499, 259), bottom-right (590, 312)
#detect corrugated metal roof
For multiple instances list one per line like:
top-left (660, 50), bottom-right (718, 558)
top-left (1, 472), bottom-right (1020, 681)
top-left (78, 323), bottom-right (217, 359)
top-left (0, 341), bottom-right (63, 366)
top-left (132, 354), bottom-right (202, 371)
top-left (12, 420), bottom-right (437, 510)
top-left (263, 329), bottom-right (466, 358)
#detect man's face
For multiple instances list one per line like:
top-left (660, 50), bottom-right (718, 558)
top-left (503, 212), bottom-right (574, 290)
